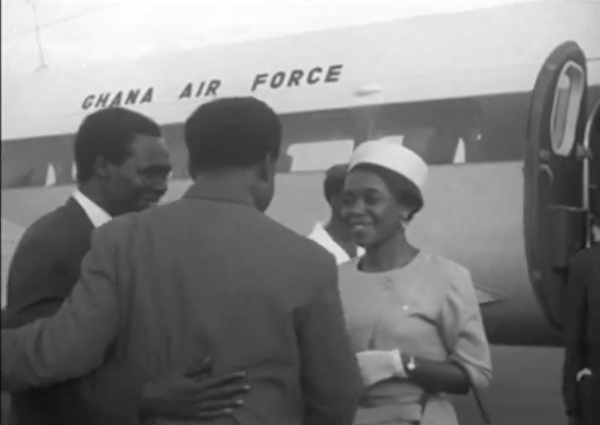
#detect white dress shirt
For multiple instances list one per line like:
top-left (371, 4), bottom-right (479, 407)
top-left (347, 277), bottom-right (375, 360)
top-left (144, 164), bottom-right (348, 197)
top-left (307, 222), bottom-right (364, 265)
top-left (72, 190), bottom-right (112, 228)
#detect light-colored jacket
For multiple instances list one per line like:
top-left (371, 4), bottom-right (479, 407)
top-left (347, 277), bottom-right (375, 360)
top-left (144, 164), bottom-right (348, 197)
top-left (339, 253), bottom-right (492, 425)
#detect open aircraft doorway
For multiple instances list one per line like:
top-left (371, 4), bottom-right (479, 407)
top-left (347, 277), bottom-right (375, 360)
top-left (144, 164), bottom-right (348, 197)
top-left (584, 100), bottom-right (600, 235)
top-left (524, 41), bottom-right (592, 332)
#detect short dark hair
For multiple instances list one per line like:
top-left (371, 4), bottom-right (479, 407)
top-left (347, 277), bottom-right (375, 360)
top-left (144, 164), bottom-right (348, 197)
top-left (324, 163), bottom-right (349, 203)
top-left (184, 97), bottom-right (281, 174)
top-left (353, 163), bottom-right (424, 220)
top-left (74, 107), bottom-right (162, 183)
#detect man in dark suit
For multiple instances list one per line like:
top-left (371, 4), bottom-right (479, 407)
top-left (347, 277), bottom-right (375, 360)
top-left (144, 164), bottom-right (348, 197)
top-left (563, 211), bottom-right (600, 425)
top-left (2, 107), bottom-right (249, 424)
top-left (1, 97), bottom-right (362, 425)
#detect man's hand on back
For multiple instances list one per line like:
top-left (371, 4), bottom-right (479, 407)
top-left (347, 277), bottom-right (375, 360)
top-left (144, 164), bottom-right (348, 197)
top-left (141, 357), bottom-right (250, 420)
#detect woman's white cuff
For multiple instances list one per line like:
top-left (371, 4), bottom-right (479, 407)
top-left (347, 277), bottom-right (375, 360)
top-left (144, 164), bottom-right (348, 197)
top-left (390, 349), bottom-right (407, 378)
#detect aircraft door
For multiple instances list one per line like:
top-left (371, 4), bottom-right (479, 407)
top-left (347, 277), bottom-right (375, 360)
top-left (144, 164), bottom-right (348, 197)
top-left (585, 101), bottom-right (600, 226)
top-left (524, 41), bottom-right (590, 331)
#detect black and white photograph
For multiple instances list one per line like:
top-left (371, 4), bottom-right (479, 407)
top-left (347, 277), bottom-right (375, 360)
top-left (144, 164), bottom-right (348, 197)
top-left (1, 0), bottom-right (599, 424)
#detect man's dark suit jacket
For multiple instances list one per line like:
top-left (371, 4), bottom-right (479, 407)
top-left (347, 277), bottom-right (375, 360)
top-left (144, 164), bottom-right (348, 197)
top-left (1, 181), bottom-right (362, 425)
top-left (3, 198), bottom-right (143, 425)
top-left (563, 243), bottom-right (600, 422)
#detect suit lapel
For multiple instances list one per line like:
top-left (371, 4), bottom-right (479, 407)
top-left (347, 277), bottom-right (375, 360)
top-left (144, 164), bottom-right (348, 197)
top-left (63, 197), bottom-right (95, 233)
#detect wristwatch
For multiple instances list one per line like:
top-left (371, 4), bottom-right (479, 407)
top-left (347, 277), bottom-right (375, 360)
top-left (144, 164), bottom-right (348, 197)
top-left (405, 355), bottom-right (417, 374)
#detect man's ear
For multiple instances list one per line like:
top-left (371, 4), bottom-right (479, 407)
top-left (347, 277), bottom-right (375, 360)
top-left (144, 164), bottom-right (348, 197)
top-left (93, 157), bottom-right (111, 179)
top-left (257, 152), bottom-right (277, 182)
top-left (187, 158), bottom-right (197, 180)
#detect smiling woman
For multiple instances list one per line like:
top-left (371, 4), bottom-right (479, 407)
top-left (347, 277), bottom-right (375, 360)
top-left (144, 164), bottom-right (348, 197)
top-left (337, 140), bottom-right (492, 425)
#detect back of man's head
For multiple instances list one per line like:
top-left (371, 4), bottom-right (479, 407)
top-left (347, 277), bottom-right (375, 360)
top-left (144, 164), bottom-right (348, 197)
top-left (184, 97), bottom-right (282, 176)
top-left (74, 107), bottom-right (162, 183)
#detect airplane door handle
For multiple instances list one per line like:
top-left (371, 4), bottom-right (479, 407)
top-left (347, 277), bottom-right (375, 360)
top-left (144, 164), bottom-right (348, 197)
top-left (538, 164), bottom-right (554, 186)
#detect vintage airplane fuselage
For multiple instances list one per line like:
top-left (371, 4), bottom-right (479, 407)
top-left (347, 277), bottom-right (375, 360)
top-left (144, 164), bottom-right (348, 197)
top-left (2, 1), bottom-right (599, 347)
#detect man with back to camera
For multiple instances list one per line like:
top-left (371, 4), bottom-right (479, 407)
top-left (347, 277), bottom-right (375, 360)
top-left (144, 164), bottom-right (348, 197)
top-left (563, 106), bottom-right (600, 425)
top-left (563, 202), bottom-right (600, 425)
top-left (308, 163), bottom-right (364, 264)
top-left (1, 97), bottom-right (362, 425)
top-left (2, 107), bottom-right (250, 424)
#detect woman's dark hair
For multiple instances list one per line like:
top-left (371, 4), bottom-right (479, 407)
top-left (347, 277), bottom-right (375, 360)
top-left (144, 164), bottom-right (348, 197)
top-left (352, 163), bottom-right (424, 220)
top-left (323, 163), bottom-right (349, 204)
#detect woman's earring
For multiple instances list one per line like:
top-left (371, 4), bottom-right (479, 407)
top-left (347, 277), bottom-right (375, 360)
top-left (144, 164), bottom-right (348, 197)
top-left (398, 217), bottom-right (408, 230)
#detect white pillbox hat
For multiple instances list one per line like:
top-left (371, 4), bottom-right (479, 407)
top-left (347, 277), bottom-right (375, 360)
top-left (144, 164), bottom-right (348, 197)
top-left (348, 138), bottom-right (428, 194)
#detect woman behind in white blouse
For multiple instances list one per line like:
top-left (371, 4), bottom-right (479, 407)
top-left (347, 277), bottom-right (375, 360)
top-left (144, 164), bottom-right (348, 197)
top-left (338, 139), bottom-right (492, 425)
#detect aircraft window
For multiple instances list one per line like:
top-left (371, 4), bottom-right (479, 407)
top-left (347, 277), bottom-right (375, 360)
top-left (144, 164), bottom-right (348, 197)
top-left (160, 125), bottom-right (188, 179)
top-left (1, 136), bottom-right (72, 189)
top-left (0, 92), bottom-right (533, 188)
top-left (45, 164), bottom-right (57, 187)
top-left (357, 99), bottom-right (484, 165)
top-left (287, 139), bottom-right (355, 172)
top-left (278, 110), bottom-right (353, 172)
top-left (550, 61), bottom-right (585, 157)
top-left (271, 94), bottom-right (529, 173)
top-left (453, 138), bottom-right (467, 164)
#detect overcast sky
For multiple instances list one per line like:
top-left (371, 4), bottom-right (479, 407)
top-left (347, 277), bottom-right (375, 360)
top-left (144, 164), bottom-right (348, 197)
top-left (1, 0), bottom-right (551, 79)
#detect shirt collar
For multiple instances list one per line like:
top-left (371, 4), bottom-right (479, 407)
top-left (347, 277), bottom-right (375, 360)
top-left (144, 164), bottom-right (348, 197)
top-left (183, 180), bottom-right (255, 208)
top-left (72, 190), bottom-right (112, 228)
top-left (307, 222), bottom-right (364, 264)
